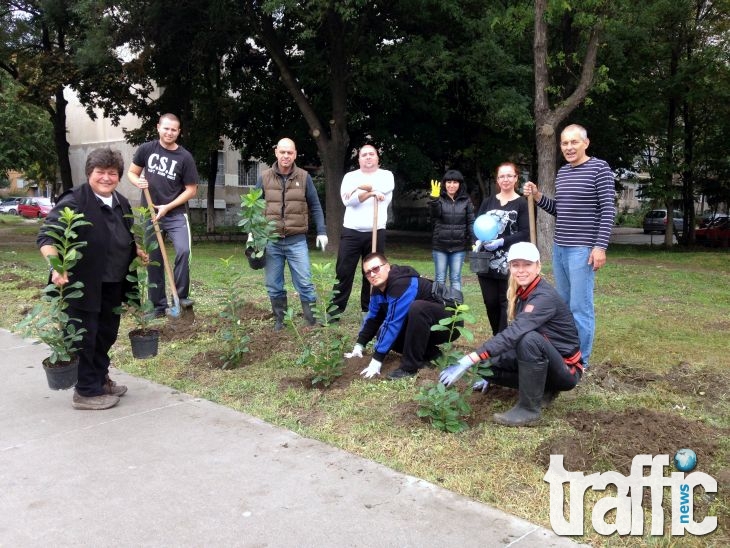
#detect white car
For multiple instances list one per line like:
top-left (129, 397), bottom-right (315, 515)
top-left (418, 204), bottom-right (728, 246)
top-left (0, 198), bottom-right (23, 215)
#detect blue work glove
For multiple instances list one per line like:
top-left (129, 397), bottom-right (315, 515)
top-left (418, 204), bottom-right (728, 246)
top-left (439, 353), bottom-right (478, 387)
top-left (484, 238), bottom-right (504, 251)
top-left (472, 379), bottom-right (490, 393)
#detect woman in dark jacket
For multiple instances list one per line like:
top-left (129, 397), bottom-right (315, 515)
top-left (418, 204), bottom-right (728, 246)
top-left (475, 162), bottom-right (530, 334)
top-left (429, 169), bottom-right (475, 291)
top-left (38, 148), bottom-right (143, 410)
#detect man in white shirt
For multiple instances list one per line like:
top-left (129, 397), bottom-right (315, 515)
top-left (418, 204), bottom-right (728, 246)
top-left (330, 145), bottom-right (394, 319)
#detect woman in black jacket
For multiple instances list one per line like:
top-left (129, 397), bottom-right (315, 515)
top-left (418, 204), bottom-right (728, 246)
top-left (429, 169), bottom-right (475, 291)
top-left (475, 162), bottom-right (530, 334)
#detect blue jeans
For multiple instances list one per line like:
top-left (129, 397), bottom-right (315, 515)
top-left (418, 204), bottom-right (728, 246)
top-left (552, 244), bottom-right (595, 366)
top-left (432, 250), bottom-right (466, 291)
top-left (264, 236), bottom-right (316, 302)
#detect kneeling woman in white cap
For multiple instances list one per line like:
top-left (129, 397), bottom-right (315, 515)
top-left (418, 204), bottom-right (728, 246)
top-left (440, 242), bottom-right (584, 426)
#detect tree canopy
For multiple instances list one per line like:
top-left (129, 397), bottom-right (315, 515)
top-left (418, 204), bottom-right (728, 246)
top-left (1, 0), bottom-right (728, 246)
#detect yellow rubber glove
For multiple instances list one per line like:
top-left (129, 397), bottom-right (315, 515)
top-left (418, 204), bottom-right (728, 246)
top-left (430, 179), bottom-right (441, 198)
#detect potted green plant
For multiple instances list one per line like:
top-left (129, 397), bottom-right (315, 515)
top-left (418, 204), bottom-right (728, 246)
top-left (16, 207), bottom-right (90, 390)
top-left (238, 188), bottom-right (278, 270)
top-left (120, 206), bottom-right (162, 358)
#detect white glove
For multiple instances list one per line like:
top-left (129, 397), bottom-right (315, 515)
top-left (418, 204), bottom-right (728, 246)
top-left (439, 354), bottom-right (477, 387)
top-left (484, 238), bottom-right (504, 251)
top-left (316, 235), bottom-right (328, 252)
top-left (344, 343), bottom-right (364, 359)
top-left (360, 358), bottom-right (382, 379)
top-left (472, 240), bottom-right (482, 252)
top-left (247, 232), bottom-right (254, 243)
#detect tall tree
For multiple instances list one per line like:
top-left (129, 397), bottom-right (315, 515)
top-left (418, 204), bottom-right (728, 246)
top-left (0, 0), bottom-right (93, 191)
top-left (241, 0), bottom-right (392, 245)
top-left (0, 71), bottom-right (56, 185)
top-left (533, 0), bottom-right (606, 259)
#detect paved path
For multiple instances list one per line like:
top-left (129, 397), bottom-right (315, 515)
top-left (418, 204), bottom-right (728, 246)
top-left (0, 329), bottom-right (581, 547)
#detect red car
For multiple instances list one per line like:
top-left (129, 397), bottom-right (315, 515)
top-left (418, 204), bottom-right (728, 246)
top-left (696, 217), bottom-right (730, 247)
top-left (18, 197), bottom-right (53, 218)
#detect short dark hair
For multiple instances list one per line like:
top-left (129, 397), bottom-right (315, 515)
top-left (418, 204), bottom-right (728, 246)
top-left (359, 144), bottom-right (379, 158)
top-left (159, 113), bottom-right (181, 125)
top-left (85, 148), bottom-right (124, 178)
top-left (442, 169), bottom-right (464, 184)
top-left (363, 252), bottom-right (387, 266)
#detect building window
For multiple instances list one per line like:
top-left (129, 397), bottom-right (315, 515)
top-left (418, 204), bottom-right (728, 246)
top-left (238, 160), bottom-right (259, 187)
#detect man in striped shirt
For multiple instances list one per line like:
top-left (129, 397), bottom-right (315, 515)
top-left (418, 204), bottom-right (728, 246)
top-left (523, 124), bottom-right (616, 368)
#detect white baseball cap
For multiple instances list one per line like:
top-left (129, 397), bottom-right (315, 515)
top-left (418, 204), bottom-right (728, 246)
top-left (507, 242), bottom-right (540, 263)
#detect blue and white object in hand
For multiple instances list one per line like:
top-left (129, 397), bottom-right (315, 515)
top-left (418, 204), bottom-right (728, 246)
top-left (473, 214), bottom-right (500, 242)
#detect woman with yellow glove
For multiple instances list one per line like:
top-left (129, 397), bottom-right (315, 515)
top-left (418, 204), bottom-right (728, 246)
top-left (428, 170), bottom-right (475, 291)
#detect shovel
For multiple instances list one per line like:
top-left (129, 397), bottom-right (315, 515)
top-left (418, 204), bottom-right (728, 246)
top-left (143, 187), bottom-right (181, 318)
top-left (369, 194), bottom-right (379, 295)
top-left (528, 193), bottom-right (537, 244)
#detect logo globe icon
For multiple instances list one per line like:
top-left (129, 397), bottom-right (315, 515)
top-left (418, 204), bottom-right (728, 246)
top-left (674, 448), bottom-right (697, 472)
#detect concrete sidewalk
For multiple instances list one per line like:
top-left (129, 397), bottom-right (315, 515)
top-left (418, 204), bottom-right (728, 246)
top-left (0, 328), bottom-right (579, 547)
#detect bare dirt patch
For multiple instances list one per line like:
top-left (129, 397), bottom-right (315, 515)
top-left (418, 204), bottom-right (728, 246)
top-left (189, 350), bottom-right (226, 370)
top-left (0, 271), bottom-right (24, 284)
top-left (158, 309), bottom-right (215, 341)
top-left (536, 408), bottom-right (725, 474)
top-left (585, 361), bottom-right (659, 392)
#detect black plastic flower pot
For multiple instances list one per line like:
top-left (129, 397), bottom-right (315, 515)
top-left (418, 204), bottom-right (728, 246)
top-left (43, 356), bottom-right (79, 390)
top-left (245, 247), bottom-right (266, 270)
top-left (468, 251), bottom-right (494, 274)
top-left (129, 329), bottom-right (160, 359)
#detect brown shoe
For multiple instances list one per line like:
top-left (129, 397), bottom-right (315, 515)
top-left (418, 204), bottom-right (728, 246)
top-left (72, 391), bottom-right (120, 410)
top-left (104, 377), bottom-right (128, 397)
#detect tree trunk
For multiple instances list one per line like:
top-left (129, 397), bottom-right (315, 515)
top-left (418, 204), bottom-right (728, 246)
top-left (256, 9), bottom-right (350, 249)
top-left (52, 88), bottom-right (73, 191)
top-left (206, 149), bottom-right (218, 234)
top-left (663, 46), bottom-right (679, 248)
top-left (533, 0), bottom-right (602, 262)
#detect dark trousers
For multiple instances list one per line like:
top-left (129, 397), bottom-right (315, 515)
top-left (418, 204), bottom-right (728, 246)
top-left (331, 227), bottom-right (386, 314)
top-left (389, 300), bottom-right (459, 372)
top-left (67, 282), bottom-right (123, 397)
top-left (147, 214), bottom-right (191, 310)
top-left (488, 331), bottom-right (580, 392)
top-left (478, 274), bottom-right (508, 335)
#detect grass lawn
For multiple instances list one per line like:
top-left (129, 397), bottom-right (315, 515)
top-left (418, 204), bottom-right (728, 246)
top-left (2, 214), bottom-right (728, 546)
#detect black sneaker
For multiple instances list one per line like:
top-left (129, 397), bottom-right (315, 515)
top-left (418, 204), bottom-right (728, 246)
top-left (179, 298), bottom-right (194, 309)
top-left (387, 368), bottom-right (417, 380)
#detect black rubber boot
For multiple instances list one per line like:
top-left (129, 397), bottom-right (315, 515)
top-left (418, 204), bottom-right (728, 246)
top-left (541, 390), bottom-right (559, 409)
top-left (270, 296), bottom-right (288, 331)
top-left (301, 299), bottom-right (317, 326)
top-left (493, 359), bottom-right (547, 427)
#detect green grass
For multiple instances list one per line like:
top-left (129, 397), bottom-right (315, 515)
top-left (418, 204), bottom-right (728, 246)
top-left (1, 226), bottom-right (728, 547)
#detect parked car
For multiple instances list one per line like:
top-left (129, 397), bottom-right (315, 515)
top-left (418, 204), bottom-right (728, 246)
top-left (18, 197), bottom-right (53, 219)
top-left (642, 209), bottom-right (684, 235)
top-left (699, 213), bottom-right (729, 229)
top-left (696, 216), bottom-right (730, 247)
top-left (0, 197), bottom-right (23, 215)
